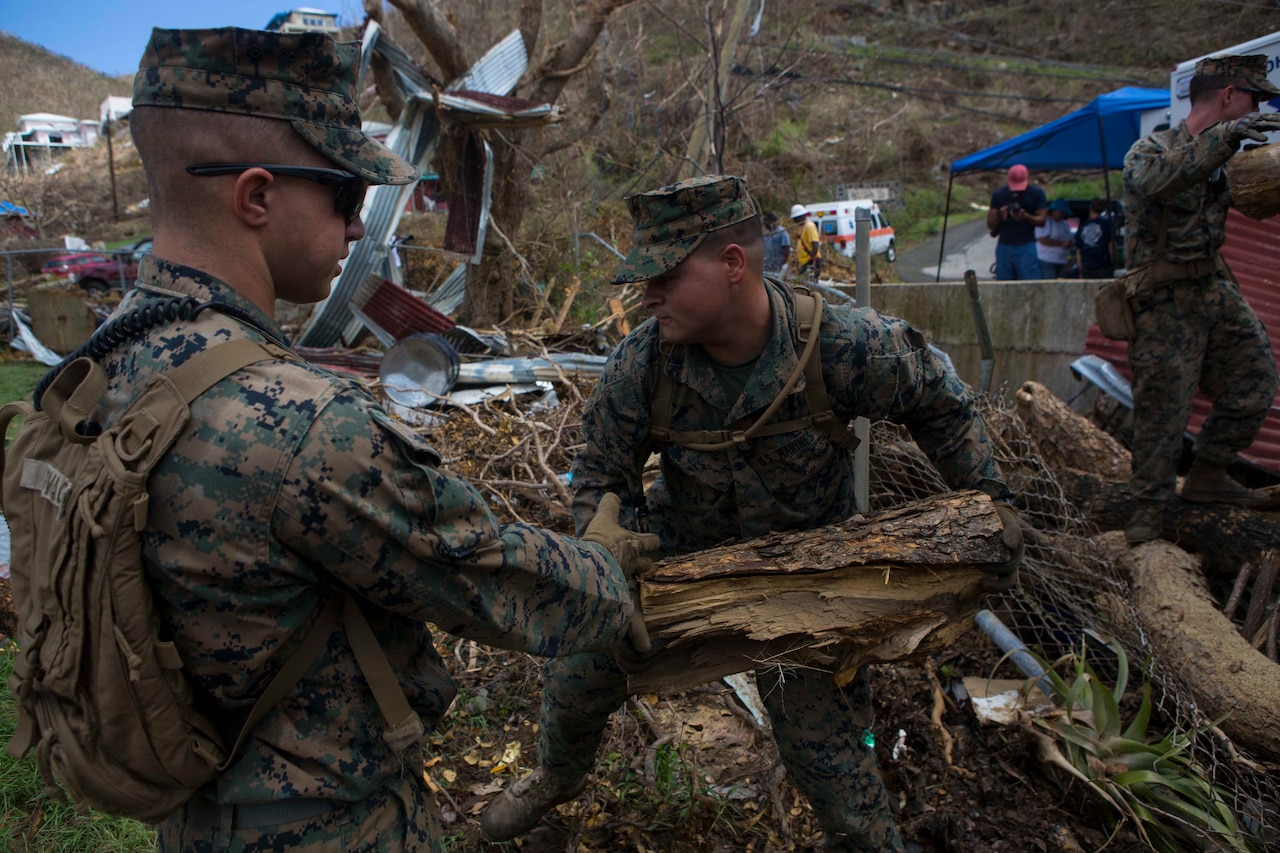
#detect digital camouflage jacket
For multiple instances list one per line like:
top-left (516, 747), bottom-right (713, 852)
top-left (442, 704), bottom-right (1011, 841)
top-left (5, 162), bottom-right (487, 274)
top-left (1123, 121), bottom-right (1239, 268)
top-left (570, 278), bottom-right (1010, 553)
top-left (94, 256), bottom-right (633, 805)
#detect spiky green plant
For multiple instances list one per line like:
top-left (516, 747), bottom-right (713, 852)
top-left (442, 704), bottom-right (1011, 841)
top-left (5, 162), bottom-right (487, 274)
top-left (1017, 639), bottom-right (1256, 853)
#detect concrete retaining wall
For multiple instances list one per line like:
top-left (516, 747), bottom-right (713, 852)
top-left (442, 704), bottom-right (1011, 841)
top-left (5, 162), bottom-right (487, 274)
top-left (862, 278), bottom-right (1100, 404)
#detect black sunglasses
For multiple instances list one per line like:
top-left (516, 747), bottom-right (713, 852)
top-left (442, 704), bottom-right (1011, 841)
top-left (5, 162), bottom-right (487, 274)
top-left (186, 163), bottom-right (368, 224)
top-left (1234, 86), bottom-right (1269, 107)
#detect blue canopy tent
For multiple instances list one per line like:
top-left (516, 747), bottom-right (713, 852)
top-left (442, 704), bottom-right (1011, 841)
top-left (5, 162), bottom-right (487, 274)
top-left (937, 86), bottom-right (1169, 280)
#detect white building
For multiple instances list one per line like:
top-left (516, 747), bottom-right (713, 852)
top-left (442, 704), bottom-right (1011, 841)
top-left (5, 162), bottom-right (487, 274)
top-left (100, 96), bottom-right (133, 126)
top-left (3, 113), bottom-right (101, 173)
top-left (264, 8), bottom-right (341, 35)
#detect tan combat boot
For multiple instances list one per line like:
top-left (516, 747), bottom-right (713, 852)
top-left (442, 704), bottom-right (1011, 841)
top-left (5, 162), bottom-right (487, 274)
top-left (1125, 502), bottom-right (1164, 546)
top-left (479, 767), bottom-right (587, 841)
top-left (1180, 459), bottom-right (1269, 507)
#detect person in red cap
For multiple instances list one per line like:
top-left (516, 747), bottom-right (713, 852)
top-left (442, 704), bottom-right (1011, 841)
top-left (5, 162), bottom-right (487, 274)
top-left (985, 163), bottom-right (1047, 280)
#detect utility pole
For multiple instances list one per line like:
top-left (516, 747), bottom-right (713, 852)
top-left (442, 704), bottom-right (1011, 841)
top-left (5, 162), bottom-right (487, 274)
top-left (105, 115), bottom-right (119, 221)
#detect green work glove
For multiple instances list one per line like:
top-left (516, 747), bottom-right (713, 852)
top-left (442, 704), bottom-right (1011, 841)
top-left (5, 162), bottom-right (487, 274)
top-left (583, 493), bottom-right (662, 655)
top-left (984, 502), bottom-right (1023, 593)
top-left (1225, 112), bottom-right (1280, 144)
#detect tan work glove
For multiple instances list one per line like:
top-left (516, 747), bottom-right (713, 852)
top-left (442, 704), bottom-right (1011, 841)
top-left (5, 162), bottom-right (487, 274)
top-left (1224, 112), bottom-right (1280, 144)
top-left (582, 493), bottom-right (662, 658)
top-left (984, 502), bottom-right (1023, 593)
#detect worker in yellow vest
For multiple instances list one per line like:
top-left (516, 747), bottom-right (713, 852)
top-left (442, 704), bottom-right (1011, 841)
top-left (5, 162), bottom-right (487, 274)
top-left (790, 203), bottom-right (822, 279)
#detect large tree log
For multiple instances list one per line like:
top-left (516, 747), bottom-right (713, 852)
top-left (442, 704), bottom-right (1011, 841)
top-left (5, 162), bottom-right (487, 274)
top-left (627, 491), bottom-right (1007, 696)
top-left (1014, 381), bottom-right (1131, 481)
top-left (1120, 540), bottom-right (1280, 763)
top-left (1051, 468), bottom-right (1280, 577)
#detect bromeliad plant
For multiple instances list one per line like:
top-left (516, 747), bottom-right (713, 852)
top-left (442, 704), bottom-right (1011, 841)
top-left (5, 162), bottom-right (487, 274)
top-left (1017, 639), bottom-right (1257, 853)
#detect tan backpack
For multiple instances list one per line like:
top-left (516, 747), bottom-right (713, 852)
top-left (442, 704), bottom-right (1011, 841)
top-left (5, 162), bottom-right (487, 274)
top-left (0, 339), bottom-right (422, 822)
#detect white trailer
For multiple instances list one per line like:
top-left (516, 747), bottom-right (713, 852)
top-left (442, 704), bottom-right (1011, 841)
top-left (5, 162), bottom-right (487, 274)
top-left (1169, 31), bottom-right (1280, 127)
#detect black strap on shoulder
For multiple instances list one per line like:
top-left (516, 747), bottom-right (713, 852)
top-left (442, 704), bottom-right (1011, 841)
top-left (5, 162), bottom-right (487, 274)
top-left (647, 287), bottom-right (858, 452)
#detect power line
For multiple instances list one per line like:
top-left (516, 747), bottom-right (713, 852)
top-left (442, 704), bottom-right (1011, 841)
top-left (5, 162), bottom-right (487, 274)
top-left (747, 40), bottom-right (1160, 87)
top-left (816, 75), bottom-right (1090, 106)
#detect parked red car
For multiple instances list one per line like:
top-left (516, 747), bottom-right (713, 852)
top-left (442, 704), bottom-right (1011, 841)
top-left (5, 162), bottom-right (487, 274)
top-left (41, 252), bottom-right (113, 280)
top-left (74, 237), bottom-right (152, 292)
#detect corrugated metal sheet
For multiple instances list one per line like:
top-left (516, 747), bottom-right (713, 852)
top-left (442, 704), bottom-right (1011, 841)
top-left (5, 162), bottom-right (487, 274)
top-left (446, 29), bottom-right (527, 95)
top-left (349, 277), bottom-right (456, 346)
top-left (297, 25), bottom-right (529, 348)
top-left (1082, 208), bottom-right (1280, 475)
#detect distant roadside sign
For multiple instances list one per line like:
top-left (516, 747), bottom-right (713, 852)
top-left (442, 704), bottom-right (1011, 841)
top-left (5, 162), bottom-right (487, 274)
top-left (832, 181), bottom-right (902, 208)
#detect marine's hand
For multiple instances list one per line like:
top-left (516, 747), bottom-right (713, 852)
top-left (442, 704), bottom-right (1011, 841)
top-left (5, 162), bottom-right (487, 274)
top-left (615, 616), bottom-right (665, 676)
top-left (984, 502), bottom-right (1023, 593)
top-left (582, 492), bottom-right (661, 577)
top-left (1225, 112), bottom-right (1280, 144)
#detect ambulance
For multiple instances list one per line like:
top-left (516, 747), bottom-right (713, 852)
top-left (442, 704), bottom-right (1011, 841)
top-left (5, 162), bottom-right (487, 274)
top-left (802, 199), bottom-right (896, 262)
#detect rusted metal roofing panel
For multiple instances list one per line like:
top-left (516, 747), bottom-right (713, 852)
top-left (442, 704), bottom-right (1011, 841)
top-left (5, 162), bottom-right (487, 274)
top-left (349, 276), bottom-right (456, 347)
top-left (1082, 208), bottom-right (1280, 476)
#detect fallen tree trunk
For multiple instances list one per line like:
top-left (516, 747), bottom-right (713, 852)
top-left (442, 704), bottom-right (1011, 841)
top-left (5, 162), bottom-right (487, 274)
top-left (1051, 469), bottom-right (1280, 577)
top-left (1120, 540), bottom-right (1280, 763)
top-left (1014, 381), bottom-right (1131, 481)
top-left (628, 491), bottom-right (1007, 696)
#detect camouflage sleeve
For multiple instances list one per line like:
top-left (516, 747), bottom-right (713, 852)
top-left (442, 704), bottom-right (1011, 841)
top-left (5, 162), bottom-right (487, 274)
top-left (569, 329), bottom-right (656, 537)
top-left (834, 307), bottom-right (1011, 501)
top-left (1124, 126), bottom-right (1236, 202)
top-left (273, 388), bottom-right (632, 659)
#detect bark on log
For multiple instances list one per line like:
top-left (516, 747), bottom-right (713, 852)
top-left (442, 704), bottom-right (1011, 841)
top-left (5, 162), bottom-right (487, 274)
top-left (627, 491), bottom-right (1006, 696)
top-left (1014, 381), bottom-right (1131, 481)
top-left (1051, 468), bottom-right (1280, 578)
top-left (1226, 143), bottom-right (1280, 220)
top-left (1120, 540), bottom-right (1280, 763)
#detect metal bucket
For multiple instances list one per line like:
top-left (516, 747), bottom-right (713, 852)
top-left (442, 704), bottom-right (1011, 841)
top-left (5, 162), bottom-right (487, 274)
top-left (379, 333), bottom-right (460, 408)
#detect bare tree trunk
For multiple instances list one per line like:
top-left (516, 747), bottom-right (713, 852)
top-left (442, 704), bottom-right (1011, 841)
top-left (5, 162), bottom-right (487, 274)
top-left (363, 0), bottom-right (405, 123)
top-left (379, 0), bottom-right (641, 327)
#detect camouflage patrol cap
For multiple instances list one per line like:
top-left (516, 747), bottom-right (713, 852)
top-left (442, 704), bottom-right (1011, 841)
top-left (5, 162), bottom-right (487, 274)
top-left (612, 175), bottom-right (760, 284)
top-left (132, 27), bottom-right (417, 185)
top-left (1194, 54), bottom-right (1280, 98)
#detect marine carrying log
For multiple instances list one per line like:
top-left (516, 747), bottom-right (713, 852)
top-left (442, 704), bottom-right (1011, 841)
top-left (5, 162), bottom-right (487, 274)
top-left (627, 491), bottom-right (1009, 696)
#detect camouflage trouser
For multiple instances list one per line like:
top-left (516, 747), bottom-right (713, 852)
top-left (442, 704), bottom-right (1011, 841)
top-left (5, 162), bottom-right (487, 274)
top-left (539, 651), bottom-right (904, 852)
top-left (1128, 276), bottom-right (1278, 502)
top-left (157, 772), bottom-right (442, 852)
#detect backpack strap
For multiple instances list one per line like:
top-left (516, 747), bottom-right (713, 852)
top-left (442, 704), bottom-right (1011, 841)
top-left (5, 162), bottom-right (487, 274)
top-left (648, 288), bottom-right (858, 452)
top-left (164, 339), bottom-right (295, 401)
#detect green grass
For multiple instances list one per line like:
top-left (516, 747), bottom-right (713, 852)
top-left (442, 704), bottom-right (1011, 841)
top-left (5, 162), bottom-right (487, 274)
top-left (0, 361), bottom-right (49, 442)
top-left (0, 361), bottom-right (47, 407)
top-left (0, 648), bottom-right (158, 853)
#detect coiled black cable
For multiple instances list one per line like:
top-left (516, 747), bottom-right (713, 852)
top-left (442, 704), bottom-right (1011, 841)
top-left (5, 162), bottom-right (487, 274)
top-left (33, 296), bottom-right (206, 409)
top-left (32, 294), bottom-right (290, 411)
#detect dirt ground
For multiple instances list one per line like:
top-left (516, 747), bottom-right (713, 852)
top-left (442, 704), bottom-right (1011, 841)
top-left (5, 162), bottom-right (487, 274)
top-left (417, 630), bottom-right (1151, 853)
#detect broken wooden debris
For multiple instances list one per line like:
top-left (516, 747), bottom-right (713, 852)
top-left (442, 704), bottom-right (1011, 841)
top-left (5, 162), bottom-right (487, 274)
top-left (627, 491), bottom-right (1006, 696)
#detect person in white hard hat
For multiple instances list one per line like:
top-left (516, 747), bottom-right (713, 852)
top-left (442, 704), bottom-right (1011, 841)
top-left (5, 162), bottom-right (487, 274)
top-left (790, 203), bottom-right (821, 279)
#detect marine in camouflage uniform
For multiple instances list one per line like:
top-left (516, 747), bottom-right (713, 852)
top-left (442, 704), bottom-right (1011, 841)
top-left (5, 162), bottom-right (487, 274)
top-left (103, 27), bottom-right (642, 852)
top-left (1121, 54), bottom-right (1280, 544)
top-left (482, 175), bottom-right (1020, 852)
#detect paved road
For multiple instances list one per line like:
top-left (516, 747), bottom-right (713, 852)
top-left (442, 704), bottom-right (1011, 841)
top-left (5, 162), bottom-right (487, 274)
top-left (896, 216), bottom-right (997, 282)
